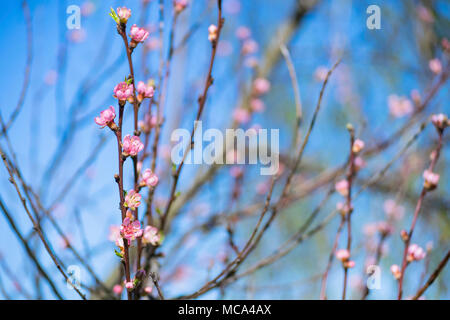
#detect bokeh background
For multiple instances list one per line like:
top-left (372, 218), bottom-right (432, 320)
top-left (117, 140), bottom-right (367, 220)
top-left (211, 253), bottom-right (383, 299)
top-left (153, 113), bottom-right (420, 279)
top-left (0, 0), bottom-right (449, 299)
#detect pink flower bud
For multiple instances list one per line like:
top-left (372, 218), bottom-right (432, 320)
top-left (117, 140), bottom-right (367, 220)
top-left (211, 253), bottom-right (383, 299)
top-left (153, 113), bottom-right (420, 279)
top-left (120, 216), bottom-right (143, 245)
top-left (125, 281), bottom-right (134, 290)
top-left (250, 98), bottom-right (265, 112)
top-left (236, 26), bottom-right (251, 40)
top-left (114, 81), bottom-right (134, 102)
top-left (242, 39), bottom-right (258, 55)
top-left (423, 169), bottom-right (439, 190)
top-left (344, 260), bottom-right (355, 269)
top-left (352, 139), bottom-right (365, 154)
top-left (144, 286), bottom-right (153, 294)
top-left (130, 24), bottom-right (149, 44)
top-left (122, 135), bottom-right (144, 157)
top-left (335, 179), bottom-right (349, 197)
top-left (208, 24), bottom-right (218, 42)
top-left (253, 78), bottom-right (271, 95)
top-left (124, 190), bottom-right (142, 211)
top-left (336, 249), bottom-right (350, 262)
top-left (354, 156), bottom-right (366, 171)
top-left (431, 113), bottom-right (448, 130)
top-left (137, 81), bottom-right (154, 101)
top-left (174, 0), bottom-right (188, 13)
top-left (428, 58), bottom-right (442, 75)
top-left (388, 94), bottom-right (413, 118)
top-left (314, 66), bottom-right (328, 82)
top-left (117, 7), bottom-right (131, 23)
top-left (407, 244), bottom-right (426, 262)
top-left (113, 284), bottom-right (123, 294)
top-left (390, 264), bottom-right (401, 280)
top-left (94, 106), bottom-right (116, 128)
top-left (233, 108), bottom-right (250, 124)
top-left (142, 225), bottom-right (161, 246)
top-left (141, 169), bottom-right (159, 187)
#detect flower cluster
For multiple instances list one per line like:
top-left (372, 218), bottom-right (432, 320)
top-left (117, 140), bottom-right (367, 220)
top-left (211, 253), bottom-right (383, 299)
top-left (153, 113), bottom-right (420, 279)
top-left (137, 81), bottom-right (154, 102)
top-left (406, 244), bottom-right (426, 262)
top-left (124, 190), bottom-right (142, 210)
top-left (352, 139), bottom-right (365, 154)
top-left (335, 179), bottom-right (349, 197)
top-left (423, 169), bottom-right (439, 190)
top-left (431, 113), bottom-right (449, 131)
top-left (390, 264), bottom-right (401, 280)
top-left (335, 249), bottom-right (355, 269)
top-left (122, 135), bottom-right (144, 157)
top-left (117, 7), bottom-right (131, 23)
top-left (114, 81), bottom-right (134, 102)
top-left (120, 216), bottom-right (143, 245)
top-left (95, 106), bottom-right (116, 128)
top-left (174, 0), bottom-right (188, 13)
top-left (140, 169), bottom-right (159, 188)
top-left (142, 225), bottom-right (161, 246)
top-left (388, 94), bottom-right (413, 118)
top-left (208, 24), bottom-right (218, 42)
top-left (130, 24), bottom-right (149, 47)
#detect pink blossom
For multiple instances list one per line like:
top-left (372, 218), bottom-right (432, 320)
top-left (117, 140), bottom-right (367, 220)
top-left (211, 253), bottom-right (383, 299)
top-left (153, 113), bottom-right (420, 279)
top-left (250, 98), bottom-right (265, 112)
top-left (236, 26), bottom-right (251, 40)
top-left (144, 286), bottom-right (153, 294)
top-left (139, 114), bottom-right (158, 133)
top-left (253, 78), bottom-right (271, 95)
top-left (142, 225), bottom-right (161, 246)
top-left (137, 81), bottom-right (154, 101)
top-left (377, 221), bottom-right (393, 235)
top-left (81, 2), bottom-right (95, 17)
top-left (130, 24), bottom-right (149, 44)
top-left (431, 113), bottom-right (448, 130)
top-left (122, 135), bottom-right (144, 157)
top-left (124, 190), bottom-right (142, 210)
top-left (174, 0), bottom-right (188, 13)
top-left (428, 58), bottom-right (442, 75)
top-left (108, 225), bottom-right (121, 242)
top-left (233, 108), bottom-right (250, 124)
top-left (242, 39), bottom-right (258, 55)
top-left (120, 217), bottom-right (143, 245)
top-left (352, 139), bottom-right (365, 154)
top-left (391, 264), bottom-right (401, 280)
top-left (383, 199), bottom-right (405, 220)
top-left (141, 169), bottom-right (159, 187)
top-left (336, 249), bottom-right (350, 261)
top-left (117, 7), bottom-right (131, 23)
top-left (114, 81), bottom-right (134, 101)
top-left (314, 66), bottom-right (328, 82)
top-left (208, 24), bottom-right (218, 42)
top-left (125, 281), bottom-right (134, 290)
top-left (388, 94), bottom-right (413, 118)
top-left (335, 179), bottom-right (349, 197)
top-left (423, 170), bottom-right (439, 190)
top-left (113, 284), bottom-right (123, 294)
top-left (94, 106), bottom-right (116, 128)
top-left (344, 260), bottom-right (355, 269)
top-left (407, 244), bottom-right (426, 262)
top-left (354, 156), bottom-right (366, 171)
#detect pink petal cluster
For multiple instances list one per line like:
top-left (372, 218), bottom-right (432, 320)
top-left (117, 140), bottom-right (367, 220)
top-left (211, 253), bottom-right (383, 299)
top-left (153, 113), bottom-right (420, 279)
top-left (125, 281), bottom-right (134, 290)
top-left (141, 169), bottom-right (159, 187)
top-left (139, 114), bottom-right (158, 133)
top-left (137, 81), bottom-right (154, 100)
top-left (233, 108), bottom-right (250, 124)
top-left (423, 169), bottom-right (439, 190)
top-left (117, 7), bottom-right (131, 23)
top-left (113, 284), bottom-right (123, 295)
top-left (130, 24), bottom-right (149, 43)
top-left (352, 139), bottom-right (365, 154)
top-left (314, 66), bottom-right (328, 82)
top-left (250, 98), bottom-right (265, 112)
top-left (407, 244), bottom-right (426, 262)
top-left (388, 94), bottom-right (413, 118)
top-left (142, 225), bottom-right (161, 246)
top-left (242, 39), bottom-right (258, 55)
top-left (252, 78), bottom-right (271, 96)
top-left (208, 24), bottom-right (218, 42)
top-left (390, 264), bottom-right (401, 280)
top-left (120, 217), bottom-right (143, 245)
top-left (336, 202), bottom-right (352, 216)
top-left (236, 26), bottom-right (251, 40)
top-left (428, 58), bottom-right (442, 74)
top-left (383, 199), bottom-right (405, 220)
top-left (335, 249), bottom-right (355, 268)
top-left (122, 135), bottom-right (144, 157)
top-left (335, 179), bottom-right (349, 197)
top-left (124, 190), bottom-right (142, 210)
top-left (174, 0), bottom-right (188, 13)
top-left (354, 156), bottom-right (366, 171)
top-left (431, 113), bottom-right (448, 130)
top-left (94, 106), bottom-right (116, 128)
top-left (114, 81), bottom-right (134, 101)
